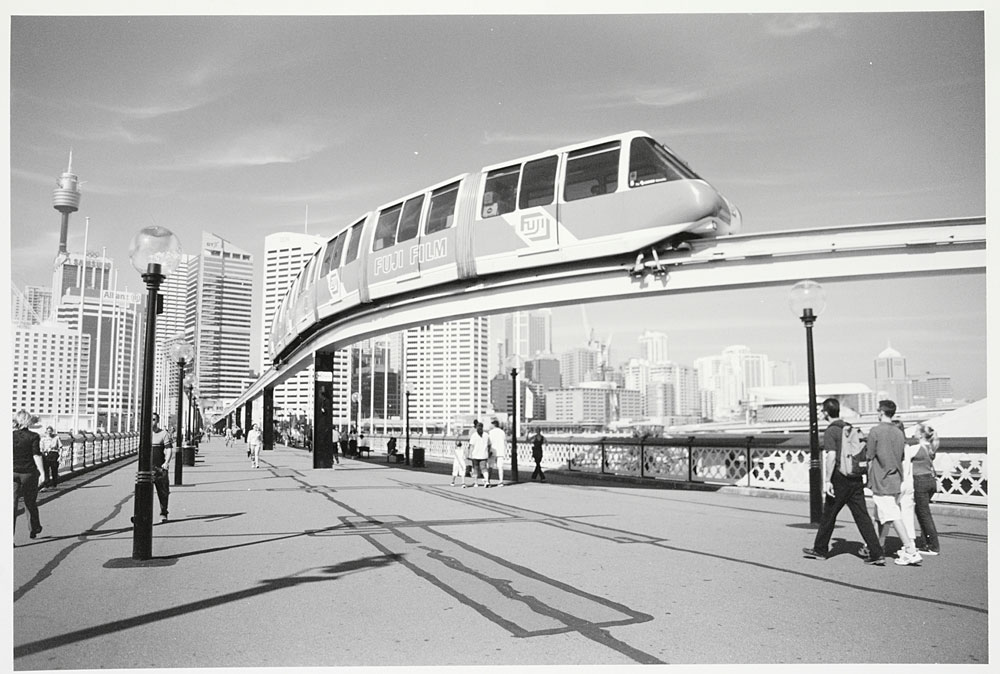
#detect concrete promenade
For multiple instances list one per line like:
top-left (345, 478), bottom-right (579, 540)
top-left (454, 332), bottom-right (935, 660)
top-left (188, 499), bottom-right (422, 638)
top-left (12, 437), bottom-right (989, 668)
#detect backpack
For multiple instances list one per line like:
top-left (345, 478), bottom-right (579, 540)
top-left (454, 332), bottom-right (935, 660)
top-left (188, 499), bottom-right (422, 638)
top-left (837, 424), bottom-right (868, 477)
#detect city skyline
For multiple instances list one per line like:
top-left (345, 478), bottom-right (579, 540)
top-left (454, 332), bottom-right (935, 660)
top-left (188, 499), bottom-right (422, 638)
top-left (8, 10), bottom-right (988, 405)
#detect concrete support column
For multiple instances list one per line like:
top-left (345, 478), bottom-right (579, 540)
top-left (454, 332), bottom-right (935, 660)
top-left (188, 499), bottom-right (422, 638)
top-left (245, 399), bottom-right (254, 436)
top-left (263, 387), bottom-right (274, 451)
top-left (313, 352), bottom-right (334, 468)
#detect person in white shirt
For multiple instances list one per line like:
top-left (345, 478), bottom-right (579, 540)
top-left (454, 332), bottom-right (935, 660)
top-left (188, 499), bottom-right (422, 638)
top-left (466, 421), bottom-right (490, 488)
top-left (487, 419), bottom-right (508, 487)
top-left (247, 423), bottom-right (263, 468)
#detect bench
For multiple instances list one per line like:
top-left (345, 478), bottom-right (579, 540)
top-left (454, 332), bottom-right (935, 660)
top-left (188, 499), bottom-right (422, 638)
top-left (387, 452), bottom-right (404, 463)
top-left (358, 446), bottom-right (373, 457)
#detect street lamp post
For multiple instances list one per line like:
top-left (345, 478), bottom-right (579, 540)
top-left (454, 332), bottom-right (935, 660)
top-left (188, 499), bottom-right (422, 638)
top-left (404, 387), bottom-right (411, 466)
top-left (510, 368), bottom-right (519, 482)
top-left (789, 280), bottom-right (827, 525)
top-left (129, 226), bottom-right (181, 561)
top-left (168, 341), bottom-right (194, 487)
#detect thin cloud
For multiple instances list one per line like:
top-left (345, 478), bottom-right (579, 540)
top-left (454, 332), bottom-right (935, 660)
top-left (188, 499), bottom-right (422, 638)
top-left (762, 14), bottom-right (832, 37)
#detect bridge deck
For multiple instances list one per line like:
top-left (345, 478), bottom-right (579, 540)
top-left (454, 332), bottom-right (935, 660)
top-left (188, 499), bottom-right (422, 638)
top-left (13, 438), bottom-right (988, 667)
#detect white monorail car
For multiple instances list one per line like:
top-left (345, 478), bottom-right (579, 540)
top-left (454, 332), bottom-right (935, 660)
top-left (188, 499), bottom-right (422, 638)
top-left (269, 130), bottom-right (741, 363)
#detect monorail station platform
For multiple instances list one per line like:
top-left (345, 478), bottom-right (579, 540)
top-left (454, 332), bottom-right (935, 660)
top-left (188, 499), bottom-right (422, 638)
top-left (12, 438), bottom-right (988, 668)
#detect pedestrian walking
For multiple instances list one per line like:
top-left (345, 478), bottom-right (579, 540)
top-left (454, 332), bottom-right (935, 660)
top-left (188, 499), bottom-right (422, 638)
top-left (348, 427), bottom-right (358, 456)
top-left (13, 410), bottom-right (44, 543)
top-left (150, 413), bottom-right (173, 522)
top-left (247, 423), bottom-right (263, 468)
top-left (225, 426), bottom-right (233, 448)
top-left (40, 425), bottom-right (62, 490)
top-left (487, 419), bottom-right (507, 487)
top-left (911, 423), bottom-right (941, 555)
top-left (866, 400), bottom-right (922, 566)
top-left (450, 440), bottom-right (467, 486)
top-left (331, 426), bottom-right (341, 465)
top-left (530, 428), bottom-right (547, 482)
top-left (466, 421), bottom-right (490, 488)
top-left (803, 398), bottom-right (884, 564)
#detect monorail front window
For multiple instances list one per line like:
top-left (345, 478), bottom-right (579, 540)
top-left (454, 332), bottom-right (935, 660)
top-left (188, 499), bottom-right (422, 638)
top-left (481, 165), bottom-right (519, 218)
top-left (425, 181), bottom-right (459, 234)
top-left (628, 137), bottom-right (695, 187)
top-left (518, 156), bottom-right (557, 209)
top-left (564, 141), bottom-right (620, 202)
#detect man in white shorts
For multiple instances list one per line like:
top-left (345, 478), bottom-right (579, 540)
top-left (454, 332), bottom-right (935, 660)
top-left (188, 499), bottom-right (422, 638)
top-left (866, 400), bottom-right (921, 566)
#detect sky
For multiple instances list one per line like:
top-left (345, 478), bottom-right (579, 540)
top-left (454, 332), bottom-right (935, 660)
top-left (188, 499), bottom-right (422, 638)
top-left (6, 6), bottom-right (989, 401)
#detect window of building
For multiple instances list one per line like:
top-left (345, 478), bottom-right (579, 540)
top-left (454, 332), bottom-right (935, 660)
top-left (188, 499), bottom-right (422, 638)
top-left (564, 141), bottom-right (620, 201)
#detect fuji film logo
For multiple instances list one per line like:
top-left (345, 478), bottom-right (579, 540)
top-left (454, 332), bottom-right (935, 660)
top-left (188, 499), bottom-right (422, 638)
top-left (518, 212), bottom-right (554, 242)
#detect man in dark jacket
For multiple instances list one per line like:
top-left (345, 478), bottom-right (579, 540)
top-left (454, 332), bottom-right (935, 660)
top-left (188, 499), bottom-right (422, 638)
top-left (13, 410), bottom-right (45, 541)
top-left (803, 398), bottom-right (884, 564)
top-left (530, 429), bottom-right (546, 482)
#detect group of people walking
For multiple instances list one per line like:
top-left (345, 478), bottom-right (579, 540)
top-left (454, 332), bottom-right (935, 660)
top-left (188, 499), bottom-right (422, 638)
top-left (449, 420), bottom-right (547, 488)
top-left (803, 398), bottom-right (941, 567)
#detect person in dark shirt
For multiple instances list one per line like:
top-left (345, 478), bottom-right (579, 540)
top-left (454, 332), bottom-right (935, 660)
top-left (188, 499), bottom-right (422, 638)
top-left (530, 429), bottom-right (547, 482)
top-left (13, 409), bottom-right (45, 543)
top-left (150, 413), bottom-right (174, 522)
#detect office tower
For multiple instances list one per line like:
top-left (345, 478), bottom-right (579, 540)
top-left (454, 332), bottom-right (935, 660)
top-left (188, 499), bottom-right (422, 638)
top-left (873, 342), bottom-right (913, 410)
top-left (261, 232), bottom-right (328, 419)
top-left (193, 233), bottom-right (254, 407)
top-left (524, 355), bottom-right (561, 390)
top-left (648, 362), bottom-right (701, 417)
top-left (12, 322), bottom-right (90, 428)
top-left (503, 309), bottom-right (552, 365)
top-left (560, 346), bottom-right (599, 387)
top-left (14, 286), bottom-right (53, 326)
top-left (694, 345), bottom-right (772, 420)
top-left (544, 387), bottom-right (611, 424)
top-left (403, 317), bottom-right (489, 432)
top-left (155, 254), bottom-right (197, 423)
top-left (54, 283), bottom-right (144, 432)
top-left (770, 360), bottom-right (797, 387)
top-left (638, 330), bottom-right (669, 364)
top-left (910, 372), bottom-right (954, 408)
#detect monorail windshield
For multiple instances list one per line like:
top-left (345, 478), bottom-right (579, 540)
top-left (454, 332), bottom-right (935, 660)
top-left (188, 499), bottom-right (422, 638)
top-left (628, 137), bottom-right (699, 187)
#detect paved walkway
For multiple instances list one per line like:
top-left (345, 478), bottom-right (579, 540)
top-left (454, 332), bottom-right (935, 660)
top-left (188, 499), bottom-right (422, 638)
top-left (12, 438), bottom-right (989, 668)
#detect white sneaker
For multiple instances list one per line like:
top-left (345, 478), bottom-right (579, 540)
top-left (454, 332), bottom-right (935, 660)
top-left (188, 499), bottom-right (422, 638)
top-left (894, 550), bottom-right (922, 566)
top-left (919, 548), bottom-right (940, 556)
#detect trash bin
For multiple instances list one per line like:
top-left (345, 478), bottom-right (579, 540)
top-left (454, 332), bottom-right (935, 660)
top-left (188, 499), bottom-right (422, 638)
top-left (412, 446), bottom-right (425, 468)
top-left (183, 445), bottom-right (196, 466)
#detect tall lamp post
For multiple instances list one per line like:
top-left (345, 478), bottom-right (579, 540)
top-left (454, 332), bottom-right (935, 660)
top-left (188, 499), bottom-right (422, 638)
top-left (510, 368), bottom-right (519, 482)
top-left (789, 280), bottom-right (827, 525)
top-left (168, 341), bottom-right (194, 486)
top-left (404, 386), bottom-right (411, 466)
top-left (129, 226), bottom-right (181, 561)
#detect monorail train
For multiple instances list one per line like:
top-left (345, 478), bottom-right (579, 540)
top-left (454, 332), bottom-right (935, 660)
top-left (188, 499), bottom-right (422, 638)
top-left (269, 130), bottom-right (741, 365)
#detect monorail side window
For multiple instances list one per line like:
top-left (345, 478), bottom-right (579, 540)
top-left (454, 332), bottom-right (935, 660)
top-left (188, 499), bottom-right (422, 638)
top-left (482, 165), bottom-right (519, 218)
top-left (628, 137), bottom-right (695, 187)
top-left (344, 218), bottom-right (365, 263)
top-left (373, 204), bottom-right (403, 252)
top-left (518, 156), bottom-right (558, 209)
top-left (564, 141), bottom-right (620, 202)
top-left (319, 236), bottom-right (340, 277)
top-left (426, 181), bottom-right (460, 234)
top-left (396, 195), bottom-right (424, 244)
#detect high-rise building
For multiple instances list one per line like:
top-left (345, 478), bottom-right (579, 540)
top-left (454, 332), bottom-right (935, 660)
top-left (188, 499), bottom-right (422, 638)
top-left (560, 346), bottom-right (599, 387)
top-left (156, 254), bottom-right (197, 425)
top-left (770, 359), bottom-right (797, 387)
top-left (403, 318), bottom-right (490, 432)
top-left (193, 233), bottom-right (254, 407)
top-left (261, 232), bottom-right (328, 419)
top-left (910, 372), bottom-right (954, 408)
top-left (524, 355), bottom-right (561, 390)
top-left (873, 342), bottom-right (913, 410)
top-left (694, 345), bottom-right (772, 420)
top-left (12, 322), bottom-right (90, 428)
top-left (649, 362), bottom-right (701, 417)
top-left (638, 330), bottom-right (669, 364)
top-left (503, 309), bottom-right (552, 365)
top-left (54, 288), bottom-right (144, 432)
top-left (17, 286), bottom-right (53, 325)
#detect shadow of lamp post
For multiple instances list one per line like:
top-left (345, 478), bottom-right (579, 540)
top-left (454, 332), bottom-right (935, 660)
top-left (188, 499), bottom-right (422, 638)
top-left (129, 225), bottom-right (181, 561)
top-left (789, 279), bottom-right (827, 525)
top-left (168, 341), bottom-right (194, 486)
